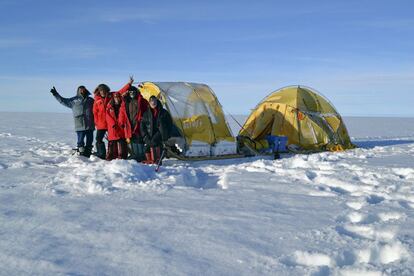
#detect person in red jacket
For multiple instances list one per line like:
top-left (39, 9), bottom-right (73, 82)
top-left (122, 85), bottom-right (149, 161)
top-left (105, 93), bottom-right (131, 160)
top-left (93, 77), bottom-right (133, 159)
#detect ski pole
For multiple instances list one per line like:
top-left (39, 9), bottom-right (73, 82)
top-left (155, 148), bottom-right (167, 172)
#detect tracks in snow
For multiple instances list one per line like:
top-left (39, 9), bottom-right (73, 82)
top-left (208, 144), bottom-right (414, 274)
top-left (1, 131), bottom-right (414, 274)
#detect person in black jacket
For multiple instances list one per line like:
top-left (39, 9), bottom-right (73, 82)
top-left (50, 86), bottom-right (94, 157)
top-left (140, 96), bottom-right (173, 163)
top-left (122, 86), bottom-right (149, 161)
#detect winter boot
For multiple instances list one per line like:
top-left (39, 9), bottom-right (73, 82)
top-left (131, 143), bottom-right (145, 162)
top-left (143, 152), bottom-right (153, 164)
top-left (81, 146), bottom-right (93, 158)
top-left (137, 143), bottom-right (145, 162)
top-left (77, 146), bottom-right (85, 156)
top-left (151, 147), bottom-right (161, 164)
top-left (106, 141), bottom-right (117, 161)
top-left (130, 142), bottom-right (138, 160)
top-left (95, 142), bottom-right (106, 159)
top-left (116, 140), bottom-right (128, 159)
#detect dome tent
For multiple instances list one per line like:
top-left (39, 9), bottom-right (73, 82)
top-left (138, 82), bottom-right (238, 158)
top-left (238, 85), bottom-right (355, 153)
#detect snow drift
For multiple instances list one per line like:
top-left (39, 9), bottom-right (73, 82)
top-left (0, 112), bottom-right (413, 275)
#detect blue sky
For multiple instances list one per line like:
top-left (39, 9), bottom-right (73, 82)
top-left (1, 0), bottom-right (413, 116)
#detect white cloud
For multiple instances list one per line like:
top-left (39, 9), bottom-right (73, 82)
top-left (0, 38), bottom-right (35, 48)
top-left (352, 18), bottom-right (414, 31)
top-left (101, 11), bottom-right (162, 24)
top-left (95, 2), bottom-right (326, 24)
top-left (39, 45), bottom-right (116, 59)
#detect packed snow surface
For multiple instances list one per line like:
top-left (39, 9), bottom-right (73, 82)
top-left (1, 112), bottom-right (414, 275)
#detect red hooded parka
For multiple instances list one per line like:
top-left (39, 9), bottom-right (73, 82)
top-left (93, 83), bottom-right (131, 130)
top-left (105, 97), bottom-right (131, 141)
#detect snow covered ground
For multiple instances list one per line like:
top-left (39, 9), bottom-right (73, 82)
top-left (1, 112), bottom-right (414, 275)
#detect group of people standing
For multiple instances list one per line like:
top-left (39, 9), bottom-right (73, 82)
top-left (50, 77), bottom-right (173, 164)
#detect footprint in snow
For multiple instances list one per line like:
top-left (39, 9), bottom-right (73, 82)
top-left (305, 170), bottom-right (318, 181)
top-left (399, 200), bottom-right (414, 209)
top-left (346, 212), bottom-right (365, 223)
top-left (336, 224), bottom-right (396, 242)
top-left (343, 211), bottom-right (404, 225)
top-left (281, 250), bottom-right (332, 268)
top-left (355, 241), bottom-right (410, 265)
top-left (366, 194), bottom-right (385, 205)
top-left (392, 168), bottom-right (414, 180)
top-left (346, 200), bottom-right (365, 210)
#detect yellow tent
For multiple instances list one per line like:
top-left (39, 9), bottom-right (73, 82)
top-left (238, 85), bottom-right (355, 153)
top-left (138, 82), bottom-right (237, 157)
